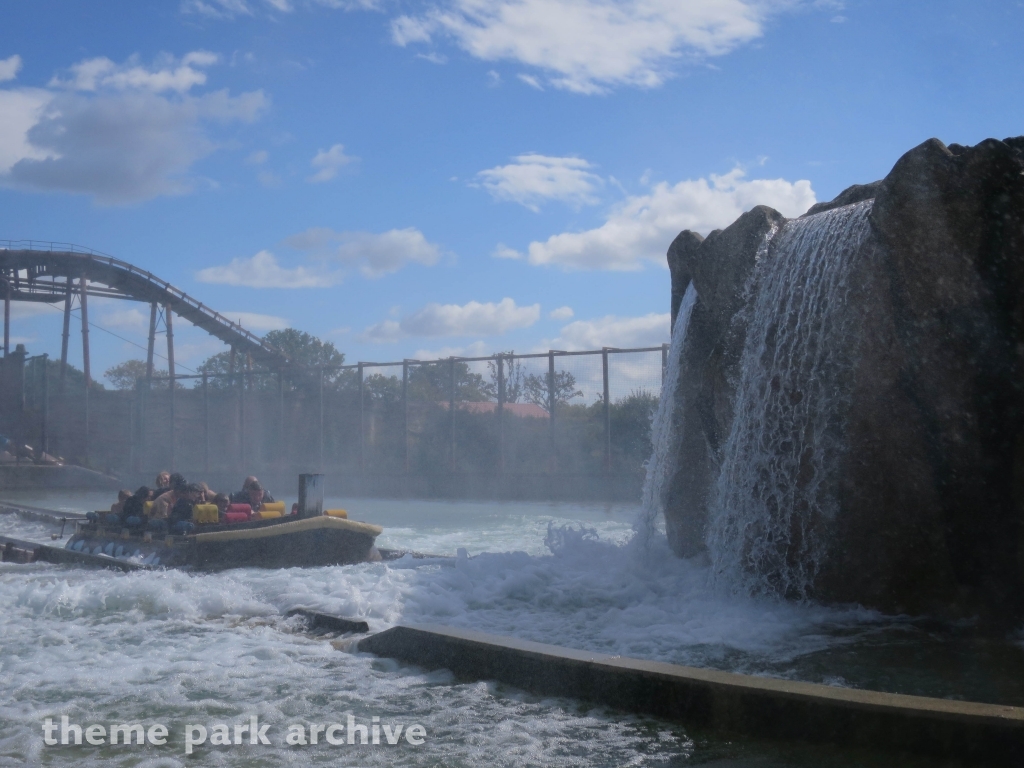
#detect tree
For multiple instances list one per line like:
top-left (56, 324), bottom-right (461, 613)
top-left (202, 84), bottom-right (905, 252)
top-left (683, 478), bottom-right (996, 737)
top-left (104, 359), bottom-right (180, 390)
top-left (610, 388), bottom-right (660, 466)
top-left (522, 370), bottom-right (583, 409)
top-left (486, 352), bottom-right (523, 402)
top-left (194, 329), bottom-right (349, 391)
top-left (408, 361), bottom-right (492, 402)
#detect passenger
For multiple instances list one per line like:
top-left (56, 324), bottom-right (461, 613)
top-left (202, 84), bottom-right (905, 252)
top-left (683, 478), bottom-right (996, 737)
top-left (198, 482), bottom-right (213, 503)
top-left (291, 502), bottom-right (299, 516)
top-left (169, 483), bottom-right (202, 535)
top-left (212, 493), bottom-right (230, 522)
top-left (150, 473), bottom-right (187, 526)
top-left (121, 486), bottom-right (151, 529)
top-left (154, 471), bottom-right (171, 496)
top-left (230, 477), bottom-right (274, 512)
top-left (110, 489), bottom-right (131, 518)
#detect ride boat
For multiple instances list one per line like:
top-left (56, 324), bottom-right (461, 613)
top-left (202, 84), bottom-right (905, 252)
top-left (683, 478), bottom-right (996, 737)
top-left (63, 474), bottom-right (383, 570)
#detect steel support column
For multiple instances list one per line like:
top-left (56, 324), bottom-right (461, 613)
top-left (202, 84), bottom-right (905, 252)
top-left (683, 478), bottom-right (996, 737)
top-left (166, 305), bottom-right (175, 471)
top-left (146, 303), bottom-right (157, 386)
top-left (80, 276), bottom-right (90, 467)
top-left (59, 279), bottom-right (72, 392)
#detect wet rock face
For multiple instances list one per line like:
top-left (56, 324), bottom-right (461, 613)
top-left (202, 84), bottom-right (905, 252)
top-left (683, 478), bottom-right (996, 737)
top-left (664, 136), bottom-right (1024, 618)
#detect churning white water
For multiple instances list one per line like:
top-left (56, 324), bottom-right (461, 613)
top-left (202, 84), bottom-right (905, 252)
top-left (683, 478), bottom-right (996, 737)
top-left (638, 280), bottom-right (698, 545)
top-left (706, 201), bottom-right (874, 600)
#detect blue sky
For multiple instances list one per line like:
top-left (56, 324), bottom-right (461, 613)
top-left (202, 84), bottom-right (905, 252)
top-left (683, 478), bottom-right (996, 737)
top-left (1, 0), bottom-right (1021, 385)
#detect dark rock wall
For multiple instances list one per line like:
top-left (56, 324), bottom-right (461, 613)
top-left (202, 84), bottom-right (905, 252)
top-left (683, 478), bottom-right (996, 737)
top-left (664, 136), bottom-right (1024, 618)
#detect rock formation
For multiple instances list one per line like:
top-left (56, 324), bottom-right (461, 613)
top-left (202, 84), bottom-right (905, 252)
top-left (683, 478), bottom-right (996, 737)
top-left (663, 136), bottom-right (1024, 619)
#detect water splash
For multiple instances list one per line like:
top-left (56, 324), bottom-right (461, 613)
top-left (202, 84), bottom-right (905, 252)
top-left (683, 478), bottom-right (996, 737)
top-left (635, 281), bottom-right (698, 548)
top-left (706, 201), bottom-right (874, 599)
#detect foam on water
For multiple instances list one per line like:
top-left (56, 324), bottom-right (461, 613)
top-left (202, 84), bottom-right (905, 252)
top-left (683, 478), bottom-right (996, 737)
top-left (0, 482), bottom-right (1017, 764)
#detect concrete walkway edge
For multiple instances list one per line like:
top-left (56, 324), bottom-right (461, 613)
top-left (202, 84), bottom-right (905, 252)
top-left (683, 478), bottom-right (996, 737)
top-left (359, 623), bottom-right (1024, 764)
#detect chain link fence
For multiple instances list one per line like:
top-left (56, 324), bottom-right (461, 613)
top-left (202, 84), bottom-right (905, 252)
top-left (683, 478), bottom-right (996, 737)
top-left (6, 346), bottom-right (670, 501)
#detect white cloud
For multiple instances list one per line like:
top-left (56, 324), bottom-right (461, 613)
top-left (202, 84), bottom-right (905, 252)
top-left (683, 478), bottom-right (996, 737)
top-left (526, 167), bottom-right (815, 270)
top-left (486, 69), bottom-right (501, 86)
top-left (285, 227), bottom-right (443, 278)
top-left (196, 250), bottom-right (338, 288)
top-left (417, 52), bottom-right (448, 64)
top-left (0, 52), bottom-right (267, 204)
top-left (307, 143), bottom-right (354, 182)
top-left (183, 0), bottom-right (380, 16)
top-left (364, 297), bottom-right (540, 341)
top-left (219, 311), bottom-right (289, 332)
top-left (413, 341), bottom-right (491, 359)
top-left (100, 306), bottom-right (149, 331)
top-left (0, 55), bottom-right (22, 82)
top-left (549, 306), bottom-right (573, 320)
top-left (246, 149), bottom-right (268, 164)
top-left (0, 88), bottom-right (55, 173)
top-left (362, 319), bottom-right (402, 343)
top-left (476, 153), bottom-right (601, 211)
top-left (517, 73), bottom-right (543, 90)
top-left (390, 0), bottom-right (781, 93)
top-left (50, 51), bottom-right (220, 94)
top-left (550, 313), bottom-right (671, 350)
top-left (492, 243), bottom-right (521, 259)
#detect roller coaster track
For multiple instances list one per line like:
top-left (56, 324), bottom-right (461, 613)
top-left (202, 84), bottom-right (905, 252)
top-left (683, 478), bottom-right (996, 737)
top-left (0, 240), bottom-right (294, 368)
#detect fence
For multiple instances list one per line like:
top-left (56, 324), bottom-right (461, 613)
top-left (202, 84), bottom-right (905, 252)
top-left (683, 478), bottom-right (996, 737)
top-left (8, 346), bottom-right (671, 502)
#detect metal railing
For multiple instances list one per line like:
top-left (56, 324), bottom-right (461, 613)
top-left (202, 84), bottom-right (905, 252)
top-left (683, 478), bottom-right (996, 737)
top-left (0, 240), bottom-right (291, 364)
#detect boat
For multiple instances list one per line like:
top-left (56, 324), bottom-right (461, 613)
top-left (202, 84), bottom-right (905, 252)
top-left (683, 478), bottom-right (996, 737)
top-left (62, 474), bottom-right (383, 570)
top-left (64, 514), bottom-right (382, 570)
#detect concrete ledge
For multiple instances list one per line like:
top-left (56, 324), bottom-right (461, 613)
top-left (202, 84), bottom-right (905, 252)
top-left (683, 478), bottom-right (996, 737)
top-left (0, 464), bottom-right (121, 491)
top-left (359, 624), bottom-right (1024, 765)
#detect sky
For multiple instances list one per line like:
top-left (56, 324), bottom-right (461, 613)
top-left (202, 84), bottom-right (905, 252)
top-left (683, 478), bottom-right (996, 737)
top-left (1, 0), bottom-right (1022, 387)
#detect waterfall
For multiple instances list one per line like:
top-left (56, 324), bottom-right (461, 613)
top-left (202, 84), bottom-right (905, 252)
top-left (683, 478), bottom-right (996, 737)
top-left (706, 201), bottom-right (873, 599)
top-left (636, 281), bottom-right (698, 546)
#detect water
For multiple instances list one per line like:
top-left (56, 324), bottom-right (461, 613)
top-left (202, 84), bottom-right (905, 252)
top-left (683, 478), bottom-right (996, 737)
top-left (638, 280), bottom-right (698, 547)
top-left (1, 493), bottom-right (1021, 765)
top-left (707, 202), bottom-right (873, 600)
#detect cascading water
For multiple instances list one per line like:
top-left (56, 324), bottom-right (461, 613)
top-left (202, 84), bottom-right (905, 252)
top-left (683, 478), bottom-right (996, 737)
top-left (636, 281), bottom-right (698, 547)
top-left (706, 201), bottom-right (874, 599)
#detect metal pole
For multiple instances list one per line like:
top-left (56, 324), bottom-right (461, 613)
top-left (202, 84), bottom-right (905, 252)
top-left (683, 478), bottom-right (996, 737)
top-left (548, 350), bottom-right (556, 449)
top-left (239, 361), bottom-right (246, 471)
top-left (602, 348), bottom-right (611, 472)
top-left (497, 355), bottom-right (505, 474)
top-left (203, 372), bottom-right (209, 474)
top-left (402, 361), bottom-right (409, 473)
top-left (146, 302), bottom-right (157, 386)
top-left (59, 279), bottom-right (72, 392)
top-left (80, 276), bottom-right (90, 467)
top-left (40, 354), bottom-right (48, 454)
top-left (662, 343), bottom-right (669, 385)
top-left (358, 363), bottom-right (365, 474)
top-left (229, 346), bottom-right (236, 389)
top-left (166, 305), bottom-right (175, 471)
top-left (278, 369), bottom-right (285, 464)
top-left (3, 281), bottom-right (9, 357)
top-left (79, 277), bottom-right (90, 385)
top-left (319, 368), bottom-right (325, 473)
top-left (449, 357), bottom-right (456, 472)
top-left (135, 378), bottom-right (145, 474)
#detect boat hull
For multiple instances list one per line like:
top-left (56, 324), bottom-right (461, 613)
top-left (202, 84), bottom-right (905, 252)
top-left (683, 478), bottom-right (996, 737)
top-left (65, 515), bottom-right (383, 570)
